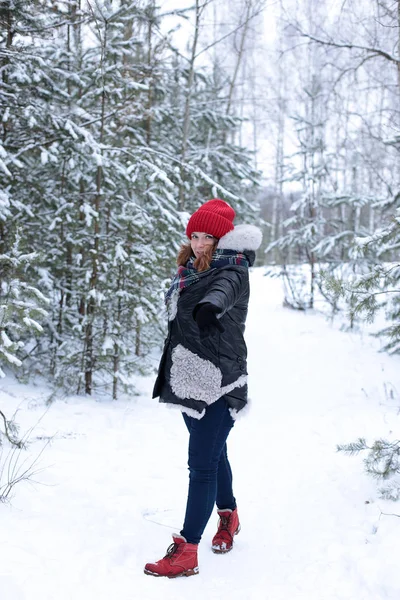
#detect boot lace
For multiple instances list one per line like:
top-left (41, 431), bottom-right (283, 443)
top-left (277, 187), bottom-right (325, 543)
top-left (164, 542), bottom-right (180, 559)
top-left (216, 515), bottom-right (233, 543)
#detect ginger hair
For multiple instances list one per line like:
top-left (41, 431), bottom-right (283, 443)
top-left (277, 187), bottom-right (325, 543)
top-left (177, 240), bottom-right (218, 272)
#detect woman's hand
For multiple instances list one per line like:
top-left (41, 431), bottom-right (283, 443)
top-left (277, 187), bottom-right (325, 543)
top-left (194, 303), bottom-right (225, 340)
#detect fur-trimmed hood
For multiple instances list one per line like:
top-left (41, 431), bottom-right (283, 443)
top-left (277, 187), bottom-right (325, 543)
top-left (217, 224), bottom-right (262, 253)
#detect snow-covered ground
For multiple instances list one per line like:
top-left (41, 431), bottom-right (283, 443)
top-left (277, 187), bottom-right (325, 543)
top-left (1, 270), bottom-right (400, 600)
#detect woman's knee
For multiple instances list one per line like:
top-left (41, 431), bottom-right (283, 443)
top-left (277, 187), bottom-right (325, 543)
top-left (188, 463), bottom-right (218, 481)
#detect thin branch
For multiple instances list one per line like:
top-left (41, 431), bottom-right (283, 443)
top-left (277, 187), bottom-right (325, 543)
top-left (195, 3), bottom-right (266, 59)
top-left (378, 509), bottom-right (400, 519)
top-left (0, 410), bottom-right (23, 448)
top-left (0, 18), bottom-right (88, 34)
top-left (297, 29), bottom-right (400, 65)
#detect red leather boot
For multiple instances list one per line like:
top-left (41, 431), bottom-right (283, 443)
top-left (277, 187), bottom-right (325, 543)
top-left (211, 508), bottom-right (240, 554)
top-left (144, 534), bottom-right (199, 578)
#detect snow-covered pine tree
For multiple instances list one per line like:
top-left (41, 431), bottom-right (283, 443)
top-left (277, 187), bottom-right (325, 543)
top-left (150, 50), bottom-right (260, 219)
top-left (0, 0), bottom-right (66, 375)
top-left (0, 232), bottom-right (48, 378)
top-left (30, 0), bottom-right (185, 396)
top-left (337, 203), bottom-right (400, 352)
top-left (338, 436), bottom-right (400, 502)
top-left (267, 68), bottom-right (329, 309)
top-left (1, 0), bottom-right (261, 398)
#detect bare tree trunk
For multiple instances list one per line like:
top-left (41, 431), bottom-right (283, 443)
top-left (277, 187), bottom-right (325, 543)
top-left (112, 340), bottom-right (119, 400)
top-left (135, 315), bottom-right (141, 357)
top-left (238, 53), bottom-right (247, 148)
top-left (397, 0), bottom-right (400, 92)
top-left (122, 0), bottom-right (133, 74)
top-left (272, 30), bottom-right (286, 261)
top-left (272, 109), bottom-right (284, 261)
top-left (179, 0), bottom-right (202, 210)
top-left (112, 265), bottom-right (123, 400)
top-left (145, 1), bottom-right (156, 145)
top-left (250, 61), bottom-right (259, 169)
top-left (84, 20), bottom-right (107, 395)
top-left (226, 1), bottom-right (252, 117)
top-left (78, 177), bottom-right (86, 319)
top-left (307, 75), bottom-right (318, 310)
top-left (0, 3), bottom-right (14, 294)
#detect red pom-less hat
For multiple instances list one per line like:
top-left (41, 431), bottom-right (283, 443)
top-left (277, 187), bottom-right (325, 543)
top-left (186, 199), bottom-right (235, 240)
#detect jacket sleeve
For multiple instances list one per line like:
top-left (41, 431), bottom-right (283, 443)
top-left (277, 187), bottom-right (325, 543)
top-left (194, 267), bottom-right (248, 318)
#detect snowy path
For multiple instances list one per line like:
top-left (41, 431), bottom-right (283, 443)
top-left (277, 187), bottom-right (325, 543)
top-left (1, 271), bottom-right (400, 600)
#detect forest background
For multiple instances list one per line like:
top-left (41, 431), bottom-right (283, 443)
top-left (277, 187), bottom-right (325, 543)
top-left (1, 0), bottom-right (399, 400)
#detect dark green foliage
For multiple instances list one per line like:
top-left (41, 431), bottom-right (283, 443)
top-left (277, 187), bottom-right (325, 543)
top-left (338, 437), bottom-right (400, 501)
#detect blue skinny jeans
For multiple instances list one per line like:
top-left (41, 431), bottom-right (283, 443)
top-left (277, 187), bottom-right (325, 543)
top-left (180, 396), bottom-right (236, 545)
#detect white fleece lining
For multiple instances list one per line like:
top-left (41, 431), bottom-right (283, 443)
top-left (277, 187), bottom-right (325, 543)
top-left (170, 344), bottom-right (247, 405)
top-left (229, 396), bottom-right (251, 421)
top-left (167, 288), bottom-right (180, 321)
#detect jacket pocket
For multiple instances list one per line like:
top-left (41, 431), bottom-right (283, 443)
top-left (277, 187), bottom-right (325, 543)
top-left (170, 344), bottom-right (223, 404)
top-left (200, 332), bottom-right (220, 364)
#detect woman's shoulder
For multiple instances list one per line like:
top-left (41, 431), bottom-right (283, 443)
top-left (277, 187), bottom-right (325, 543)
top-left (211, 264), bottom-right (250, 287)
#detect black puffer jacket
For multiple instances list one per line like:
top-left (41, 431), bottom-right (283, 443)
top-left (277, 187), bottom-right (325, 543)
top-left (152, 224), bottom-right (262, 419)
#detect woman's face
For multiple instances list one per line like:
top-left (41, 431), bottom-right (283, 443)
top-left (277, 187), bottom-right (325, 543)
top-left (190, 232), bottom-right (216, 258)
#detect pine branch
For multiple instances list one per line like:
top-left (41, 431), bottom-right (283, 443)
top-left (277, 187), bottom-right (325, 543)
top-left (0, 410), bottom-right (23, 449)
top-left (337, 438), bottom-right (368, 455)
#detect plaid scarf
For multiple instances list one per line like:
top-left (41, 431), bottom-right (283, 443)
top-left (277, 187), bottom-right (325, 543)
top-left (165, 249), bottom-right (249, 306)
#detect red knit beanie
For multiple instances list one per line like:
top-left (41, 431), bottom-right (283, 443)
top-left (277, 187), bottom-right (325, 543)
top-left (186, 199), bottom-right (235, 240)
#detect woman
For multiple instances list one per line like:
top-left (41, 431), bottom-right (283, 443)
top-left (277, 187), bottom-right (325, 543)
top-left (144, 199), bottom-right (262, 578)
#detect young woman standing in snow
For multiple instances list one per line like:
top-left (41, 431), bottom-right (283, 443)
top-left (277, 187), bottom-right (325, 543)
top-left (144, 199), bottom-right (262, 578)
